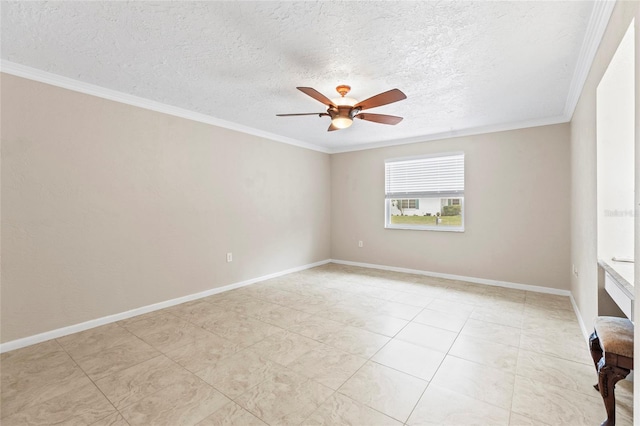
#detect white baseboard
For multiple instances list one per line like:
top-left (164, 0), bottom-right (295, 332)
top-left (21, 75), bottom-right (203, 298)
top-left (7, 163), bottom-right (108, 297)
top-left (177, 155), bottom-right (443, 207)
top-left (569, 293), bottom-right (590, 342)
top-left (0, 259), bottom-right (331, 353)
top-left (331, 259), bottom-right (572, 296)
top-left (333, 259), bottom-right (594, 339)
top-left (2, 258), bottom-right (586, 353)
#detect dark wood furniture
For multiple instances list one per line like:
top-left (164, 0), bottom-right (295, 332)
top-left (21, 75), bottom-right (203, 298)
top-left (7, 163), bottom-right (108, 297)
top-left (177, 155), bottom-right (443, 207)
top-left (589, 316), bottom-right (634, 426)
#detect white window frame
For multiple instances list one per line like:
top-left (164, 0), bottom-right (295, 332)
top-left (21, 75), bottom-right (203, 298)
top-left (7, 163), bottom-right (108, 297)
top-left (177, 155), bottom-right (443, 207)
top-left (385, 152), bottom-right (465, 232)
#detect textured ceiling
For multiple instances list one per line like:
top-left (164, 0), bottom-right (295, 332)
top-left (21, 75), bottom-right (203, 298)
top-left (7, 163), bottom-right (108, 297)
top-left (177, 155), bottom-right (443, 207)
top-left (2, 1), bottom-right (596, 152)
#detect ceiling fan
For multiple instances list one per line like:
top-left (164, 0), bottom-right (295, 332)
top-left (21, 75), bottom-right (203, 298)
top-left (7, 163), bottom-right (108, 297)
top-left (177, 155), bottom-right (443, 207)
top-left (277, 85), bottom-right (407, 132)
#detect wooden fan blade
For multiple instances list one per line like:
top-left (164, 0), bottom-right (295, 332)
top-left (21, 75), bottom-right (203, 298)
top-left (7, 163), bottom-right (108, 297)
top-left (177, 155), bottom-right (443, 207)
top-left (354, 89), bottom-right (406, 111)
top-left (328, 123), bottom-right (340, 132)
top-left (355, 113), bottom-right (403, 125)
top-left (297, 87), bottom-right (336, 107)
top-left (276, 113), bottom-right (325, 117)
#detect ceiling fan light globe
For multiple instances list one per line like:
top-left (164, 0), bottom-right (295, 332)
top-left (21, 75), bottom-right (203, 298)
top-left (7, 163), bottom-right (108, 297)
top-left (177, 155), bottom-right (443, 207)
top-left (331, 117), bottom-right (353, 129)
top-left (331, 97), bottom-right (357, 106)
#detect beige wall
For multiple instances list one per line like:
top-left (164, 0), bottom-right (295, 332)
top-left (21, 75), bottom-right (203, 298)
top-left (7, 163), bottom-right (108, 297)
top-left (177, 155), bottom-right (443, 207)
top-left (1, 74), bottom-right (331, 343)
top-left (570, 1), bottom-right (639, 334)
top-left (331, 124), bottom-right (571, 290)
top-left (4, 2), bottom-right (637, 348)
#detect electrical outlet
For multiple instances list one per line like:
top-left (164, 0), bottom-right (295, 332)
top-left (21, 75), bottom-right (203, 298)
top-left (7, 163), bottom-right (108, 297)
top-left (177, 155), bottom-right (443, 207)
top-left (358, 240), bottom-right (363, 248)
top-left (227, 252), bottom-right (233, 262)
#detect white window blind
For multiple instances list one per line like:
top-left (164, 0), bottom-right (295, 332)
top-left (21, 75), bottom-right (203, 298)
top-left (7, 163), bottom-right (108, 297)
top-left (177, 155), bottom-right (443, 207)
top-left (385, 153), bottom-right (464, 199)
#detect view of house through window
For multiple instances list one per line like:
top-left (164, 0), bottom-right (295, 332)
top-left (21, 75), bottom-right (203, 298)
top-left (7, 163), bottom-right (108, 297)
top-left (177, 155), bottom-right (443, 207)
top-left (385, 153), bottom-right (464, 231)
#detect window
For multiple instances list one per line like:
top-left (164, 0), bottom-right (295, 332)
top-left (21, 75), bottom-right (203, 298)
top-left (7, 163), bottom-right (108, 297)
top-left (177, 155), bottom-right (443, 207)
top-left (397, 199), bottom-right (419, 209)
top-left (385, 153), bottom-right (464, 231)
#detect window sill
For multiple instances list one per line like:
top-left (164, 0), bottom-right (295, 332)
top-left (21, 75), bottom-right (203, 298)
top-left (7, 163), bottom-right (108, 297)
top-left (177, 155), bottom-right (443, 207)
top-left (385, 224), bottom-right (464, 232)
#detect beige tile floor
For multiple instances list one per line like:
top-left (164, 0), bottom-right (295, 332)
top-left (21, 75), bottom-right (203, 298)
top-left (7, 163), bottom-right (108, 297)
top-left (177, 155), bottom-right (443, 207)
top-left (1, 263), bottom-right (634, 425)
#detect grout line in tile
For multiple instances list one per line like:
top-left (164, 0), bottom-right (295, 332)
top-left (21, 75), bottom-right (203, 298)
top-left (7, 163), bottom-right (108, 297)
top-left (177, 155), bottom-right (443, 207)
top-left (6, 266), bottom-right (615, 426)
top-left (55, 335), bottom-right (122, 424)
top-left (403, 380), bottom-right (433, 426)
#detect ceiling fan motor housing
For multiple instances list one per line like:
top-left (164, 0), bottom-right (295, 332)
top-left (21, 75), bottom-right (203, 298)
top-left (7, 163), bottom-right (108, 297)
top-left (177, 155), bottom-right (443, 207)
top-left (328, 105), bottom-right (360, 120)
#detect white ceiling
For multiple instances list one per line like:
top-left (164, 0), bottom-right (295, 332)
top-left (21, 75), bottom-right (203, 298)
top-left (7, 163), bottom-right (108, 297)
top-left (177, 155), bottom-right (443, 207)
top-left (2, 1), bottom-right (605, 153)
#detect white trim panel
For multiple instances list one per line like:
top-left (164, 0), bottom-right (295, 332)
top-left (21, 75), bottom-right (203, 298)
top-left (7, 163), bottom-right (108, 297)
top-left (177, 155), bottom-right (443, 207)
top-left (0, 259), bottom-right (331, 354)
top-left (563, 0), bottom-right (616, 119)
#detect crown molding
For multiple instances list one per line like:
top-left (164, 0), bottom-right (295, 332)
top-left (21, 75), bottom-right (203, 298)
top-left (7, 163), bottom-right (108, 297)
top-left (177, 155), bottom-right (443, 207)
top-left (0, 60), bottom-right (331, 154)
top-left (3, 1), bottom-right (607, 161)
top-left (563, 0), bottom-right (616, 119)
top-left (328, 114), bottom-right (571, 154)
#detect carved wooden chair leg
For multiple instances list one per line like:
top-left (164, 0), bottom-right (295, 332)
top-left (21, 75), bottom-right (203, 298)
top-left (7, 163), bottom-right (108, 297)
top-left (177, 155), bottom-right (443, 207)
top-left (589, 331), bottom-right (603, 391)
top-left (596, 360), bottom-right (630, 426)
top-left (590, 317), bottom-right (634, 426)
